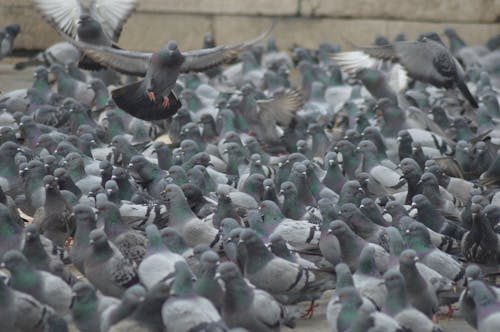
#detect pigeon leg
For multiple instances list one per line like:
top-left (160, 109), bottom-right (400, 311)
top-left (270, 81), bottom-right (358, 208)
top-left (301, 300), bottom-right (318, 319)
top-left (162, 96), bottom-right (170, 108)
top-left (432, 315), bottom-right (439, 324)
top-left (446, 305), bottom-right (455, 317)
top-left (148, 91), bottom-right (156, 102)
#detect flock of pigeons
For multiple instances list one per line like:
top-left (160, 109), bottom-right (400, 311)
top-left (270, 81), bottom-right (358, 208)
top-left (0, 0), bottom-right (499, 331)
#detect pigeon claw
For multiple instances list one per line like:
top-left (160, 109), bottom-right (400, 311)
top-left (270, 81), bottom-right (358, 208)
top-left (301, 300), bottom-right (318, 319)
top-left (162, 96), bottom-right (170, 108)
top-left (148, 91), bottom-right (156, 102)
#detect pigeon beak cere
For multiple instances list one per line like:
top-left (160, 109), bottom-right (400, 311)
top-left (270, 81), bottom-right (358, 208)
top-left (128, 163), bottom-right (134, 168)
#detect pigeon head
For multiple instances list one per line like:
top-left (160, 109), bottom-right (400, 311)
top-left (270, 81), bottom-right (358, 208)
top-left (1, 250), bottom-right (28, 271)
top-left (418, 32), bottom-right (444, 45)
top-left (465, 264), bottom-right (482, 284)
top-left (328, 220), bottom-right (351, 236)
top-left (72, 281), bottom-right (97, 304)
top-left (72, 204), bottom-right (95, 223)
top-left (339, 203), bottom-right (359, 219)
top-left (337, 286), bottom-right (362, 307)
top-left (0, 141), bottom-right (20, 158)
top-left (5, 23), bottom-right (20, 36)
top-left (43, 175), bottom-right (59, 191)
top-left (384, 201), bottom-right (406, 217)
top-left (200, 250), bottom-right (220, 268)
top-left (33, 66), bottom-right (48, 80)
top-left (88, 229), bottom-right (108, 249)
top-left (160, 227), bottom-right (187, 253)
top-left (215, 262), bottom-right (241, 282)
top-left (411, 194), bottom-right (429, 209)
top-left (162, 183), bottom-right (186, 203)
top-left (467, 280), bottom-right (498, 307)
top-left (419, 172), bottom-right (438, 186)
top-left (123, 284), bottom-right (146, 305)
top-left (203, 32), bottom-right (215, 48)
top-left (64, 152), bottom-right (84, 170)
top-left (399, 158), bottom-right (421, 177)
top-left (404, 222), bottom-right (431, 246)
top-left (359, 198), bottom-right (376, 211)
top-left (220, 218), bottom-right (240, 235)
top-left (171, 261), bottom-right (195, 295)
top-left (279, 181), bottom-right (297, 196)
top-left (399, 249), bottom-right (418, 265)
top-left (24, 224), bottom-right (41, 242)
top-left (157, 40), bottom-right (184, 67)
top-left (259, 200), bottom-right (283, 221)
top-left (356, 140), bottom-right (377, 155)
top-left (109, 167), bottom-right (127, 182)
top-left (383, 269), bottom-right (405, 289)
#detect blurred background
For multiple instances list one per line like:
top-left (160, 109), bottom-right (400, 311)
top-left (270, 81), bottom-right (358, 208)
top-left (3, 0), bottom-right (499, 53)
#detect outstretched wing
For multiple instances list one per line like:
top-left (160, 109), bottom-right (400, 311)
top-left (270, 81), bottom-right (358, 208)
top-left (180, 20), bottom-right (277, 73)
top-left (257, 89), bottom-right (303, 127)
top-left (33, 0), bottom-right (83, 37)
top-left (89, 0), bottom-right (138, 41)
top-left (60, 34), bottom-right (151, 76)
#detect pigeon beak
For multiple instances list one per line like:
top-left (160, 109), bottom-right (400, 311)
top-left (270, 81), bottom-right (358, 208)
top-left (397, 137), bottom-right (402, 142)
top-left (328, 160), bottom-right (334, 166)
top-left (411, 202), bottom-right (416, 208)
top-left (279, 189), bottom-right (285, 195)
top-left (222, 149), bottom-right (228, 155)
top-left (405, 229), bottom-right (411, 234)
top-left (414, 256), bottom-right (419, 262)
top-left (327, 229), bottom-right (333, 234)
top-left (0, 262), bottom-right (5, 269)
top-left (214, 272), bottom-right (222, 281)
top-left (111, 175), bottom-right (117, 180)
top-left (128, 163), bottom-right (134, 168)
top-left (301, 171), bottom-right (307, 176)
top-left (106, 189), bottom-right (112, 195)
top-left (359, 204), bottom-right (365, 209)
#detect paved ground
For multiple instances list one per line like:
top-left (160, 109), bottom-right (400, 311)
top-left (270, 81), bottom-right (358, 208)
top-left (0, 57), bottom-right (477, 332)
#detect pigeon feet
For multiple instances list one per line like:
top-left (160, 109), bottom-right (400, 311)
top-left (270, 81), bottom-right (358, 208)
top-left (162, 96), bottom-right (170, 108)
top-left (301, 300), bottom-right (318, 319)
top-left (446, 305), bottom-right (455, 317)
top-left (148, 91), bottom-right (156, 102)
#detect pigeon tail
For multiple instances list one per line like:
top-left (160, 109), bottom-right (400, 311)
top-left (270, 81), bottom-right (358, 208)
top-left (457, 80), bottom-right (478, 108)
top-left (112, 79), bottom-right (182, 121)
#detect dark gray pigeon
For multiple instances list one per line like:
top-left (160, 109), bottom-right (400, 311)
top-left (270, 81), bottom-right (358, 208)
top-left (83, 229), bottom-right (138, 298)
top-left (0, 24), bottom-right (21, 60)
top-left (332, 33), bottom-right (479, 108)
top-left (63, 24), bottom-right (275, 120)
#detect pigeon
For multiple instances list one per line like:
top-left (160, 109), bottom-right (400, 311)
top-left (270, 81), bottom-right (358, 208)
top-left (1, 250), bottom-right (73, 314)
top-left (398, 249), bottom-right (439, 319)
top-left (161, 261), bottom-right (227, 332)
top-left (0, 203), bottom-right (23, 258)
top-left (62, 23), bottom-right (276, 120)
top-left (328, 220), bottom-right (389, 274)
top-left (383, 269), bottom-right (444, 332)
top-left (0, 23), bottom-right (21, 60)
top-left (404, 221), bottom-right (465, 283)
top-left (162, 184), bottom-right (220, 248)
top-left (352, 246), bottom-right (388, 310)
top-left (97, 196), bottom-right (147, 265)
top-left (326, 263), bottom-right (377, 332)
top-left (467, 279), bottom-right (500, 332)
top-left (83, 229), bottom-right (138, 297)
top-left (35, 175), bottom-right (75, 248)
top-left (138, 224), bottom-right (185, 290)
top-left (70, 281), bottom-right (120, 332)
top-left (239, 228), bottom-right (333, 307)
top-left (332, 33), bottom-right (479, 108)
top-left (100, 284), bottom-right (146, 332)
top-left (107, 281), bottom-right (168, 332)
top-left (216, 261), bottom-right (294, 331)
top-left (336, 286), bottom-right (402, 332)
top-left (33, 0), bottom-right (138, 70)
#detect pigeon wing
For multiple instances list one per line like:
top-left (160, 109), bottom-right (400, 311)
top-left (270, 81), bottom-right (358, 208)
top-left (33, 0), bottom-right (83, 38)
top-left (60, 35), bottom-right (151, 76)
top-left (89, 0), bottom-right (138, 41)
top-left (256, 89), bottom-right (303, 127)
top-left (180, 21), bottom-right (276, 73)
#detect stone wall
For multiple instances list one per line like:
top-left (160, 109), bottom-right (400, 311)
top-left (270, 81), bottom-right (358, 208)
top-left (2, 0), bottom-right (499, 52)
